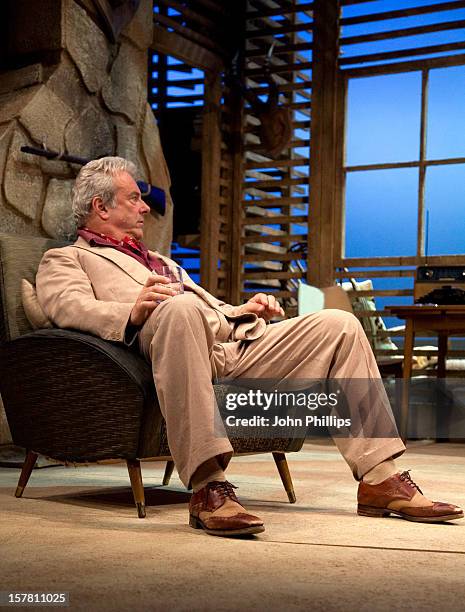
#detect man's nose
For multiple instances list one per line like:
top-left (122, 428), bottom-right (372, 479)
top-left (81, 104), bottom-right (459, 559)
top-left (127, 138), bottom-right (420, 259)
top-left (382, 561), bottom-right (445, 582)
top-left (140, 199), bottom-right (150, 213)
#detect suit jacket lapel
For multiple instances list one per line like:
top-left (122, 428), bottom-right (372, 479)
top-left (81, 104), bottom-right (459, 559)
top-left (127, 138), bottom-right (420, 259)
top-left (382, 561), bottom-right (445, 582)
top-left (71, 237), bottom-right (149, 285)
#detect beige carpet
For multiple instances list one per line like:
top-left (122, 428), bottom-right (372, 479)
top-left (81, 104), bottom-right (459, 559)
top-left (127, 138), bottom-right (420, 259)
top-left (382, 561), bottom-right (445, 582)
top-left (1, 440), bottom-right (464, 611)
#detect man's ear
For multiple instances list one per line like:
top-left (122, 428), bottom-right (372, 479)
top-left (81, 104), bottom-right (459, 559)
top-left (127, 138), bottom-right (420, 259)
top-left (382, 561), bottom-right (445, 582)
top-left (91, 196), bottom-right (110, 220)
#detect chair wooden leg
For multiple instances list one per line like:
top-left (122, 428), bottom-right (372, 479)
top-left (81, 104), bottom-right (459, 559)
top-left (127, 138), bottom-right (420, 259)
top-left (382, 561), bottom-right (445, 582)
top-left (126, 459), bottom-right (146, 518)
top-left (162, 460), bottom-right (175, 486)
top-left (272, 452), bottom-right (296, 503)
top-left (15, 450), bottom-right (39, 498)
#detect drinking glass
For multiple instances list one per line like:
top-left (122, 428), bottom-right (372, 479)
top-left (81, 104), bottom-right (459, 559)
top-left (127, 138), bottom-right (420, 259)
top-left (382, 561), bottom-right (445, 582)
top-left (162, 265), bottom-right (184, 295)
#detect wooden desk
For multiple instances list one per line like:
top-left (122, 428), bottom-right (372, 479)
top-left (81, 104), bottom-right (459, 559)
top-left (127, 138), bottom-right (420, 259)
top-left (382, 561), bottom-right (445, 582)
top-left (387, 305), bottom-right (465, 439)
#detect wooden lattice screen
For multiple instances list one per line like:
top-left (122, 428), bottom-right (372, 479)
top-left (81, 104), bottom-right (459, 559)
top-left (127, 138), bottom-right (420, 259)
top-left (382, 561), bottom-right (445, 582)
top-left (151, 0), bottom-right (465, 361)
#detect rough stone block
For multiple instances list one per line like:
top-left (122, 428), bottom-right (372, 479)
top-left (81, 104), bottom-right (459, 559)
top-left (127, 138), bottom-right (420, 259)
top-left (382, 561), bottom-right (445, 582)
top-left (0, 64), bottom-right (44, 96)
top-left (141, 103), bottom-right (171, 190)
top-left (47, 55), bottom-right (89, 116)
top-left (0, 86), bottom-right (40, 125)
top-left (63, 0), bottom-right (110, 94)
top-left (20, 85), bottom-right (74, 152)
top-left (122, 0), bottom-right (153, 51)
top-left (102, 42), bottom-right (146, 124)
top-left (115, 121), bottom-right (142, 173)
top-left (0, 124), bottom-right (13, 183)
top-left (42, 178), bottom-right (76, 239)
top-left (65, 101), bottom-right (115, 160)
top-left (4, 129), bottom-right (44, 221)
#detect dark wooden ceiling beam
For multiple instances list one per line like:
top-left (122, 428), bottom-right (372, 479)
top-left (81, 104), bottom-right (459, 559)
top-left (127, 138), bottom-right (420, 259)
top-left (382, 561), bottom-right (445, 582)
top-left (151, 26), bottom-right (224, 72)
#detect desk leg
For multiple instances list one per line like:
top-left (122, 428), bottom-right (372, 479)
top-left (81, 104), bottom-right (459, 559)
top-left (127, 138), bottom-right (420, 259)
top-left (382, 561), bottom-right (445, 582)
top-left (437, 332), bottom-right (449, 441)
top-left (400, 320), bottom-right (415, 442)
top-left (437, 332), bottom-right (447, 378)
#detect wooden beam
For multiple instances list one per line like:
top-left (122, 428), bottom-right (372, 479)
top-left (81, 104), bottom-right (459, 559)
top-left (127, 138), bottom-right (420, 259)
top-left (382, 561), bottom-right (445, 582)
top-left (307, 0), bottom-right (340, 286)
top-left (341, 19), bottom-right (465, 46)
top-left (200, 71), bottom-right (222, 292)
top-left (344, 53), bottom-right (465, 77)
top-left (338, 254), bottom-right (465, 266)
top-left (151, 26), bottom-right (224, 72)
top-left (339, 41), bottom-right (465, 66)
top-left (154, 13), bottom-right (220, 51)
top-left (341, 1), bottom-right (465, 26)
top-left (158, 0), bottom-right (219, 30)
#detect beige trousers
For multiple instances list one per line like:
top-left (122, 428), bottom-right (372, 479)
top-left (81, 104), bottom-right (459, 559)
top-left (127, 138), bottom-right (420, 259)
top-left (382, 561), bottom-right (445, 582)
top-left (139, 293), bottom-right (405, 487)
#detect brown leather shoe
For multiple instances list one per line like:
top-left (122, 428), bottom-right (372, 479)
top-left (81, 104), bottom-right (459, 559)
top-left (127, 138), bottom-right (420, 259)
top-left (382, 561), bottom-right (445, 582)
top-left (358, 471), bottom-right (464, 523)
top-left (189, 481), bottom-right (265, 536)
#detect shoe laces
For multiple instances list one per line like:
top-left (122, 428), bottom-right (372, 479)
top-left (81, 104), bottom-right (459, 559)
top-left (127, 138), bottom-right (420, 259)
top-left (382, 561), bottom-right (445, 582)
top-left (207, 480), bottom-right (239, 502)
top-left (399, 470), bottom-right (423, 495)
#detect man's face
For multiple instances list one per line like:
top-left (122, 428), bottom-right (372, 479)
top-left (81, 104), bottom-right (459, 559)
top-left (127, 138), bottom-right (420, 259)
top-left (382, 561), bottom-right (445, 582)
top-left (104, 171), bottom-right (150, 240)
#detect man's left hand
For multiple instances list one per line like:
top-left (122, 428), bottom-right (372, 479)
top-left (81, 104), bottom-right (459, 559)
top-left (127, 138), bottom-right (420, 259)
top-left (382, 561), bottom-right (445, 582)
top-left (239, 293), bottom-right (285, 321)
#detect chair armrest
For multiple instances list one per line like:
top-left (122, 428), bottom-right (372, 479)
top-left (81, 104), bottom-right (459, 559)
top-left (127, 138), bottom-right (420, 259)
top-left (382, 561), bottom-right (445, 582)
top-left (0, 329), bottom-right (158, 462)
top-left (20, 328), bottom-right (155, 400)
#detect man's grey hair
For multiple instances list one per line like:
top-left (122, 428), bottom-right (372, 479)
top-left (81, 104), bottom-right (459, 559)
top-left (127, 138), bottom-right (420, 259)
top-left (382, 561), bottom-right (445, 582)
top-left (72, 156), bottom-right (138, 228)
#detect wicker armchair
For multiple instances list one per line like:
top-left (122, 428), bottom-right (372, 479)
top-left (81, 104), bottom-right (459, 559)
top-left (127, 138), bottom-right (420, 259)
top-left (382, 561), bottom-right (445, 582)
top-left (0, 233), bottom-right (304, 518)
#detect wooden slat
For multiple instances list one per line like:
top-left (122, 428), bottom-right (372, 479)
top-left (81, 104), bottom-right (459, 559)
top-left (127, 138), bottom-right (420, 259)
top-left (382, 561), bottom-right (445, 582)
top-left (246, 61), bottom-right (312, 76)
top-left (243, 196), bottom-right (308, 206)
top-left (341, 19), bottom-right (465, 46)
top-left (245, 177), bottom-right (309, 188)
top-left (345, 155), bottom-right (465, 172)
top-left (244, 252), bottom-right (308, 262)
top-left (246, 158), bottom-right (310, 169)
top-left (338, 255), bottom-right (465, 266)
top-left (247, 2), bottom-right (313, 19)
top-left (246, 42), bottom-right (313, 58)
top-left (341, 1), bottom-right (465, 26)
top-left (339, 269), bottom-right (415, 278)
top-left (243, 213), bottom-right (308, 224)
top-left (246, 22), bottom-right (314, 38)
top-left (242, 234), bottom-right (307, 244)
top-left (339, 41), bottom-right (465, 66)
top-left (344, 53), bottom-right (465, 77)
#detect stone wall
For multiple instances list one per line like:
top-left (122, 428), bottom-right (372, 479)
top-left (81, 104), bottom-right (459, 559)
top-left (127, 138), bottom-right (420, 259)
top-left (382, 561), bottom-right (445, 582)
top-left (0, 0), bottom-right (173, 445)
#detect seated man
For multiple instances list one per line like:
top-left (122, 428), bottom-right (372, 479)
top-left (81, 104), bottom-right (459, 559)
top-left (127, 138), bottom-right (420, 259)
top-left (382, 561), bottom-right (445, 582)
top-left (36, 157), bottom-right (463, 536)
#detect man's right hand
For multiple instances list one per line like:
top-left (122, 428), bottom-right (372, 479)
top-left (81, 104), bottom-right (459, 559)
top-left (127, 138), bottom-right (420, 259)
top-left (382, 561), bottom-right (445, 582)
top-left (130, 274), bottom-right (176, 327)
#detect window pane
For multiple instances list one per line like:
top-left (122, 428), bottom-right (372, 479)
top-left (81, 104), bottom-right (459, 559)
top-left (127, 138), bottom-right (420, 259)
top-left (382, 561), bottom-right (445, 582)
top-left (345, 169), bottom-right (418, 257)
top-left (424, 164), bottom-right (465, 255)
top-left (427, 65), bottom-right (465, 160)
top-left (346, 73), bottom-right (421, 166)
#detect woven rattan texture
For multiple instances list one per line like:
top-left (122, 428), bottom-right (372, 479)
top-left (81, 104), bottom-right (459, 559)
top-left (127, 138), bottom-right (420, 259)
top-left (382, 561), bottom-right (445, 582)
top-left (0, 332), bottom-right (152, 461)
top-left (0, 234), bottom-right (68, 343)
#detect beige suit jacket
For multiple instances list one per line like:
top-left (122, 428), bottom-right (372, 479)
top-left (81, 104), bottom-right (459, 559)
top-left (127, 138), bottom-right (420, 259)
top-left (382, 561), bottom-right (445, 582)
top-left (36, 237), bottom-right (266, 344)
